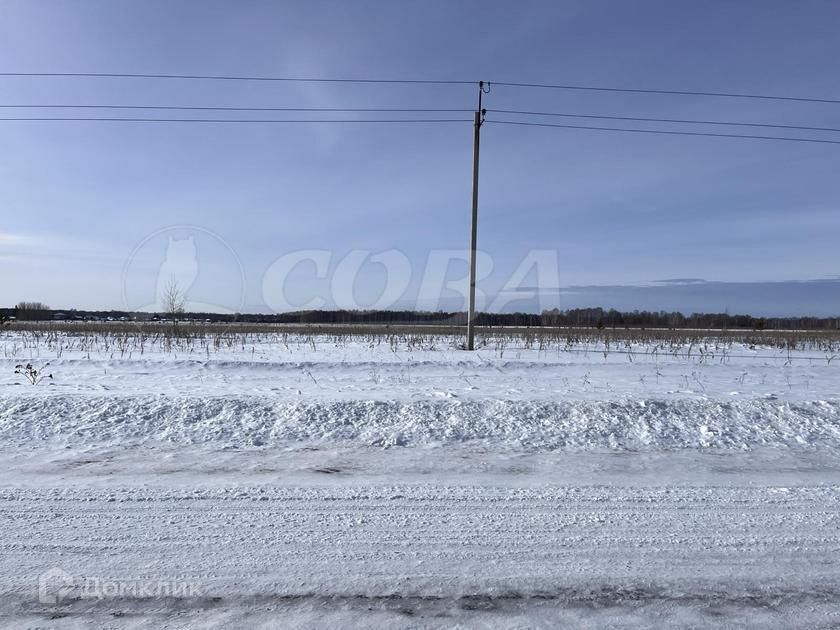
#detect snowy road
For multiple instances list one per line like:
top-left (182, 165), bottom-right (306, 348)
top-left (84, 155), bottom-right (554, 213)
top-left (2, 447), bottom-right (840, 628)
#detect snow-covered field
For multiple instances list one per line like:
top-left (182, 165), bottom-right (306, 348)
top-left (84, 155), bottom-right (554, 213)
top-left (1, 330), bottom-right (840, 628)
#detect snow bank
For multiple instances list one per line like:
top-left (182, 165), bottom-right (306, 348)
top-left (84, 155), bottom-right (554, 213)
top-left (2, 395), bottom-right (839, 450)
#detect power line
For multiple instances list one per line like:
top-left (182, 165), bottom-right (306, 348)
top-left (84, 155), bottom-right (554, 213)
top-left (0, 117), bottom-right (471, 124)
top-left (1, 104), bottom-right (834, 134)
top-left (492, 81), bottom-right (840, 105)
top-left (4, 104), bottom-right (835, 134)
top-left (0, 105), bottom-right (473, 113)
top-left (5, 115), bottom-right (838, 144)
top-left (4, 73), bottom-right (838, 105)
top-left (486, 119), bottom-right (840, 145)
top-left (489, 108), bottom-right (840, 134)
top-left (0, 72), bottom-right (475, 85)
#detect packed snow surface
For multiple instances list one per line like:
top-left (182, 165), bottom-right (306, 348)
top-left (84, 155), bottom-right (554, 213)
top-left (1, 330), bottom-right (839, 627)
top-left (2, 332), bottom-right (838, 450)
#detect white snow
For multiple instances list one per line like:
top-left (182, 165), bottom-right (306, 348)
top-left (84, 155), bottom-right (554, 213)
top-left (1, 330), bottom-right (839, 627)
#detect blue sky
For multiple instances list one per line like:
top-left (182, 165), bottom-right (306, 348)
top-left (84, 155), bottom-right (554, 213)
top-left (2, 0), bottom-right (840, 316)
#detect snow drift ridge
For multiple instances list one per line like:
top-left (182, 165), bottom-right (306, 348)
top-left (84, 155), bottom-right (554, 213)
top-left (1, 396), bottom-right (839, 450)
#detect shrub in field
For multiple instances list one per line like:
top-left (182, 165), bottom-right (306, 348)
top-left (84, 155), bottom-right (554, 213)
top-left (14, 363), bottom-right (53, 385)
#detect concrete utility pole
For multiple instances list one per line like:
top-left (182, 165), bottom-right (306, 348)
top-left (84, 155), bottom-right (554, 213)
top-left (467, 81), bottom-right (488, 351)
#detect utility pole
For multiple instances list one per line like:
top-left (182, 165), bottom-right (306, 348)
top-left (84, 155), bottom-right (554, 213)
top-left (467, 81), bottom-right (488, 350)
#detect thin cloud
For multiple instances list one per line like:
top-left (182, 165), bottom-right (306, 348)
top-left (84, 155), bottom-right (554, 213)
top-left (653, 278), bottom-right (707, 285)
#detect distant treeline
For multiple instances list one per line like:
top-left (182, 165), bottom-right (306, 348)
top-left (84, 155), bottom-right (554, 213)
top-left (2, 305), bottom-right (839, 330)
top-left (538, 308), bottom-right (840, 331)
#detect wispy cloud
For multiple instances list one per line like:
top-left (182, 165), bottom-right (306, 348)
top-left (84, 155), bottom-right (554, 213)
top-left (653, 278), bottom-right (707, 285)
top-left (0, 232), bottom-right (123, 263)
top-left (0, 232), bottom-right (33, 247)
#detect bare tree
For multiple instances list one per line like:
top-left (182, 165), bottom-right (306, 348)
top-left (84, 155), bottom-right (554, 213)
top-left (161, 278), bottom-right (185, 331)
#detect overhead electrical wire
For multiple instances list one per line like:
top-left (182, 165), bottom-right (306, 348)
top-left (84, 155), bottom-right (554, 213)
top-left (2, 114), bottom-right (838, 145)
top-left (0, 72), bottom-right (474, 85)
top-left (3, 105), bottom-right (834, 134)
top-left (3, 72), bottom-right (839, 105)
top-left (2, 105), bottom-right (836, 137)
top-left (486, 119), bottom-right (840, 145)
top-left (488, 108), bottom-right (840, 134)
top-left (491, 81), bottom-right (840, 105)
top-left (0, 117), bottom-right (471, 124)
top-left (0, 105), bottom-right (473, 113)
top-left (2, 72), bottom-right (839, 144)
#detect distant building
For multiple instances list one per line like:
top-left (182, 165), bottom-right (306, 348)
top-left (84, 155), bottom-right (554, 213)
top-left (53, 312), bottom-right (67, 321)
